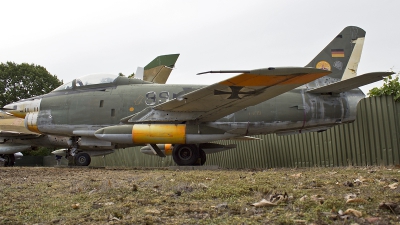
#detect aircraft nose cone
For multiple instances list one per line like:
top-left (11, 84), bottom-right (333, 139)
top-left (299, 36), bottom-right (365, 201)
top-left (1, 103), bottom-right (26, 118)
top-left (2, 104), bottom-right (14, 110)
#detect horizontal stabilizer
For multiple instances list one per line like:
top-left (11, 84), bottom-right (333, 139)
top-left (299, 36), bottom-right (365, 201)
top-left (307, 72), bottom-right (394, 94)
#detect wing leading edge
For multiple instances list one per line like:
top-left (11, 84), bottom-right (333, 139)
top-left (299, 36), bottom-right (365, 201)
top-left (122, 67), bottom-right (330, 123)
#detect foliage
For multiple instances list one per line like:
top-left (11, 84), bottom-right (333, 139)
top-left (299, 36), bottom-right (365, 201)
top-left (0, 62), bottom-right (63, 107)
top-left (368, 73), bottom-right (400, 101)
top-left (119, 72), bottom-right (135, 78)
top-left (23, 147), bottom-right (54, 156)
top-left (128, 73), bottom-right (135, 78)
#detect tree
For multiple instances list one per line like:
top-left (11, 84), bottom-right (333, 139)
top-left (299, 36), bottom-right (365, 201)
top-left (23, 147), bottom-right (54, 156)
top-left (0, 62), bottom-right (62, 156)
top-left (118, 72), bottom-right (135, 78)
top-left (368, 73), bottom-right (400, 101)
top-left (0, 62), bottom-right (63, 107)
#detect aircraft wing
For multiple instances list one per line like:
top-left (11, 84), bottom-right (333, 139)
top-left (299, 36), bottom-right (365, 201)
top-left (307, 72), bottom-right (394, 94)
top-left (123, 67), bottom-right (330, 123)
top-left (0, 130), bottom-right (40, 138)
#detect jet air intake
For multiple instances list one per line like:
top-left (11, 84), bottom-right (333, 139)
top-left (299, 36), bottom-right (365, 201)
top-left (94, 124), bottom-right (186, 144)
top-left (24, 112), bottom-right (41, 133)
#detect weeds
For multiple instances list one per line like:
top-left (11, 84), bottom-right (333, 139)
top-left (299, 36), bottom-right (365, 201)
top-left (0, 166), bottom-right (399, 224)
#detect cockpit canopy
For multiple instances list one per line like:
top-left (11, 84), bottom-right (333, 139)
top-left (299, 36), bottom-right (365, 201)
top-left (53, 74), bottom-right (118, 92)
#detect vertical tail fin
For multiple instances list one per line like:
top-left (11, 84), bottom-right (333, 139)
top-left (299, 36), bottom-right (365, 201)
top-left (306, 26), bottom-right (366, 82)
top-left (143, 54), bottom-right (180, 84)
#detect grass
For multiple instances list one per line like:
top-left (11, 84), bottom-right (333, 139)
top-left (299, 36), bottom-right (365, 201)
top-left (0, 166), bottom-right (399, 224)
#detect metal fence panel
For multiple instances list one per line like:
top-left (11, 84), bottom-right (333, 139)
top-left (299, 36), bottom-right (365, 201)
top-left (15, 156), bottom-right (43, 167)
top-left (90, 96), bottom-right (400, 168)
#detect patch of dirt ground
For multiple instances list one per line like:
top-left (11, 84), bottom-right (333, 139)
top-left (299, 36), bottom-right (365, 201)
top-left (0, 166), bottom-right (400, 224)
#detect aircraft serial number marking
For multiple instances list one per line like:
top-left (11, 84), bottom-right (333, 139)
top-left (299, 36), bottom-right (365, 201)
top-left (144, 88), bottom-right (195, 106)
top-left (145, 91), bottom-right (170, 105)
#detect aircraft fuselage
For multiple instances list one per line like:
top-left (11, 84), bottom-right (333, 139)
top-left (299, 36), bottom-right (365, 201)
top-left (15, 83), bottom-right (365, 141)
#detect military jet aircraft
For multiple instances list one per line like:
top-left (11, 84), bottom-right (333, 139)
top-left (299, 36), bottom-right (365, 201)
top-left (0, 54), bottom-right (179, 166)
top-left (3, 26), bottom-right (393, 166)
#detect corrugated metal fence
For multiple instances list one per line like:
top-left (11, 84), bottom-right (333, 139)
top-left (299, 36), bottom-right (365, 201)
top-left (91, 96), bottom-right (400, 168)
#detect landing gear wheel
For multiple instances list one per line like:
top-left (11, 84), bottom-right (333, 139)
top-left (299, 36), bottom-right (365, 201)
top-left (198, 149), bottom-right (206, 166)
top-left (74, 153), bottom-right (91, 166)
top-left (172, 144), bottom-right (200, 166)
top-left (4, 154), bottom-right (15, 167)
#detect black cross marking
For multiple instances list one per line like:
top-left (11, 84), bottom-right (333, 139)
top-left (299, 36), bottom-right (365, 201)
top-left (214, 86), bottom-right (259, 99)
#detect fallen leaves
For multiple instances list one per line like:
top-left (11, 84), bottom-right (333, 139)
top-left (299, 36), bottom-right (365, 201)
top-left (346, 198), bottom-right (367, 204)
top-left (310, 195), bottom-right (324, 204)
top-left (299, 195), bottom-right (308, 202)
top-left (251, 199), bottom-right (277, 207)
top-left (322, 208), bottom-right (362, 220)
top-left (344, 193), bottom-right (367, 204)
top-left (354, 176), bottom-right (366, 185)
top-left (211, 202), bottom-right (228, 209)
top-left (388, 182), bottom-right (398, 190)
top-left (344, 208), bottom-right (362, 217)
top-left (71, 203), bottom-right (80, 209)
top-left (300, 194), bottom-right (324, 204)
top-left (379, 202), bottom-right (400, 214)
top-left (2, 166), bottom-right (400, 224)
top-left (291, 173), bottom-right (302, 178)
top-left (251, 192), bottom-right (288, 207)
top-left (108, 214), bottom-right (121, 221)
top-left (365, 217), bottom-right (381, 223)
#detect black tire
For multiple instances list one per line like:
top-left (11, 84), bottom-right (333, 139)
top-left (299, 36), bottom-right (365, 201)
top-left (74, 153), bottom-right (91, 166)
top-left (199, 149), bottom-right (206, 166)
top-left (4, 154), bottom-right (15, 167)
top-left (172, 144), bottom-right (200, 166)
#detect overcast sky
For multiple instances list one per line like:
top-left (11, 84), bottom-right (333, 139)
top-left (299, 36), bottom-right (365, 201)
top-left (1, 0), bottom-right (399, 94)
